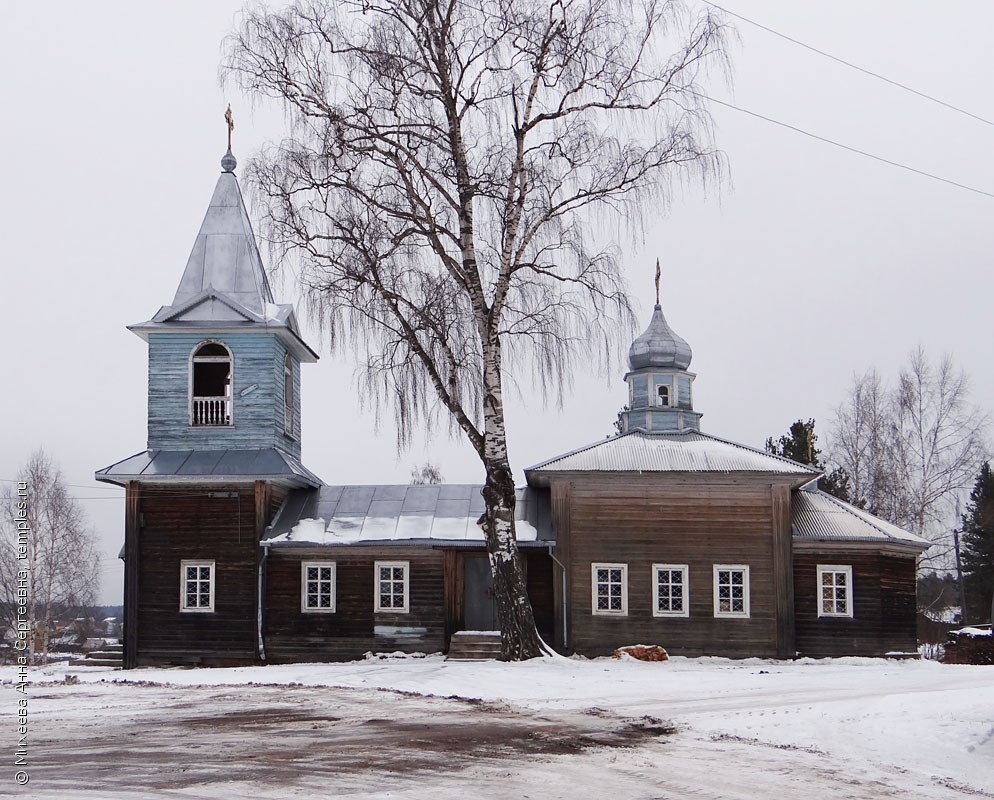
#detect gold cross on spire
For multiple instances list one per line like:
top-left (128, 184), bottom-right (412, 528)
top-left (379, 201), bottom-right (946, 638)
top-left (225, 104), bottom-right (235, 151)
top-left (654, 258), bottom-right (661, 306)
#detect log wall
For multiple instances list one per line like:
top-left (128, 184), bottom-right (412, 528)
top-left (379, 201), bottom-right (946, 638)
top-left (263, 546), bottom-right (446, 662)
top-left (793, 548), bottom-right (919, 656)
top-left (134, 484), bottom-right (261, 666)
top-left (553, 475), bottom-right (794, 658)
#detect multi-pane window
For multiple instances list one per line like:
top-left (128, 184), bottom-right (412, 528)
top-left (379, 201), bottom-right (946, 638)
top-left (817, 565), bottom-right (853, 617)
top-left (375, 562), bottom-right (409, 613)
top-left (180, 560), bottom-right (214, 612)
top-left (653, 564), bottom-right (689, 617)
top-left (301, 562), bottom-right (336, 613)
top-left (591, 563), bottom-right (628, 615)
top-left (713, 565), bottom-right (750, 618)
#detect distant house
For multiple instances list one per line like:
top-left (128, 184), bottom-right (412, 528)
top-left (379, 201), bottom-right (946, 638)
top-left (96, 146), bottom-right (929, 668)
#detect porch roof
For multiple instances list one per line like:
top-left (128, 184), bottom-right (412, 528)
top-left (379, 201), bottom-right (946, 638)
top-left (263, 484), bottom-right (553, 545)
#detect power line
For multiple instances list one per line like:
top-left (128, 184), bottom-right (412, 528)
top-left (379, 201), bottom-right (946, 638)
top-left (701, 1), bottom-right (994, 127)
top-left (450, 0), bottom-right (994, 199)
top-left (683, 88), bottom-right (994, 200)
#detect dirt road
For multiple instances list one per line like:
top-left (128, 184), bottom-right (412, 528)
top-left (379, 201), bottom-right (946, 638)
top-left (7, 679), bottom-right (991, 799)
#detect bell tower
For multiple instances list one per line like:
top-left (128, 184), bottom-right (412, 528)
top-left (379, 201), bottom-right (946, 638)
top-left (620, 261), bottom-right (702, 433)
top-left (126, 145), bottom-right (318, 458)
top-left (96, 116), bottom-right (322, 670)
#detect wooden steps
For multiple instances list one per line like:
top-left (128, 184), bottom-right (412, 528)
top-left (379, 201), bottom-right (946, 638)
top-left (69, 643), bottom-right (123, 669)
top-left (446, 631), bottom-right (502, 660)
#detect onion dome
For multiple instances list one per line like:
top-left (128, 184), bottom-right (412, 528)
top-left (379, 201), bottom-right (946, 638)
top-left (627, 304), bottom-right (692, 371)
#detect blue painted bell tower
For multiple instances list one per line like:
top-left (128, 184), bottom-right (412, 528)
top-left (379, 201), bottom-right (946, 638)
top-left (100, 144), bottom-right (320, 474)
top-left (620, 262), bottom-right (702, 433)
top-left (96, 133), bottom-right (322, 670)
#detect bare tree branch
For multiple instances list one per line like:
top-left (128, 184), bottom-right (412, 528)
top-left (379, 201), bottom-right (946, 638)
top-left (224, 0), bottom-right (729, 659)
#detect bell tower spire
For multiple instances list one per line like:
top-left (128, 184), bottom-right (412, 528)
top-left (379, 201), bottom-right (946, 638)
top-left (124, 116), bottom-right (319, 460)
top-left (619, 261), bottom-right (702, 434)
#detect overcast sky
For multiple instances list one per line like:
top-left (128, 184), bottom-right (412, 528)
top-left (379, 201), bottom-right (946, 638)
top-left (2, 1), bottom-right (992, 605)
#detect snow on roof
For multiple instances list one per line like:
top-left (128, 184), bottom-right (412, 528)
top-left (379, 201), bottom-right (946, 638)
top-left (792, 488), bottom-right (930, 549)
top-left (264, 484), bottom-right (552, 546)
top-left (526, 430), bottom-right (819, 478)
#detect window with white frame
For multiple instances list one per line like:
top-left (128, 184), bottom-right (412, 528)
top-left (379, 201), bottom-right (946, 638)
top-left (657, 385), bottom-right (670, 407)
top-left (180, 560), bottom-right (215, 612)
top-left (817, 565), bottom-right (853, 617)
top-left (592, 563), bottom-right (628, 615)
top-left (713, 565), bottom-right (750, 618)
top-left (375, 561), bottom-right (410, 613)
top-left (301, 562), bottom-right (336, 613)
top-left (653, 564), bottom-right (689, 617)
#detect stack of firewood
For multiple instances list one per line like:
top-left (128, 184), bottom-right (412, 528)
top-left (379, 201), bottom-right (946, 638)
top-left (613, 644), bottom-right (669, 661)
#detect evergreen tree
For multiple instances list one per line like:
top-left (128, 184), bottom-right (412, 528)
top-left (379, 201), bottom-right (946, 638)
top-left (766, 419), bottom-right (854, 503)
top-left (960, 462), bottom-right (994, 623)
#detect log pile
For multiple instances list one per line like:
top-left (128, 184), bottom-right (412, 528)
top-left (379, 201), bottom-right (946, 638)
top-left (613, 644), bottom-right (669, 662)
top-left (941, 627), bottom-right (994, 665)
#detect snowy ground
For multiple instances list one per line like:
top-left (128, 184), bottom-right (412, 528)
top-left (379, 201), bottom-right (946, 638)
top-left (2, 655), bottom-right (993, 799)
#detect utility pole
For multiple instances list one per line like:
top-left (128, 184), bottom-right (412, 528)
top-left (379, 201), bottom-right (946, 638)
top-left (953, 528), bottom-right (967, 624)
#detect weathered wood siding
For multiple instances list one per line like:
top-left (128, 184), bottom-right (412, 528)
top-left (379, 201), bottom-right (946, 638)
top-left (134, 484), bottom-right (261, 666)
top-left (263, 546), bottom-right (447, 663)
top-left (554, 475), bottom-right (791, 658)
top-left (525, 551), bottom-right (557, 645)
top-left (146, 332), bottom-right (301, 458)
top-left (793, 548), bottom-right (919, 656)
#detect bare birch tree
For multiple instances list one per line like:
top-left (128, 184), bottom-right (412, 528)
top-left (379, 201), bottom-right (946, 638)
top-left (224, 0), bottom-right (728, 658)
top-left (0, 450), bottom-right (100, 663)
top-left (829, 349), bottom-right (989, 565)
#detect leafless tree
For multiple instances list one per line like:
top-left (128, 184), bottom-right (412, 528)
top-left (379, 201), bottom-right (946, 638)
top-left (830, 369), bottom-right (894, 515)
top-left (224, 0), bottom-right (728, 658)
top-left (829, 349), bottom-right (989, 566)
top-left (410, 463), bottom-right (445, 485)
top-left (0, 450), bottom-right (100, 663)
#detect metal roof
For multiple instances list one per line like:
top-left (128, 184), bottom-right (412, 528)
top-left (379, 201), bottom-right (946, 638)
top-left (628, 303), bottom-right (692, 371)
top-left (126, 157), bottom-right (318, 363)
top-left (94, 448), bottom-right (323, 488)
top-left (171, 168), bottom-right (273, 317)
top-left (791, 488), bottom-right (930, 549)
top-left (527, 429), bottom-right (819, 479)
top-left (263, 484), bottom-right (553, 545)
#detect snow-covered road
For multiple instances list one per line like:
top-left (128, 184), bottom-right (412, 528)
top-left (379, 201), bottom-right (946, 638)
top-left (3, 656), bottom-right (992, 799)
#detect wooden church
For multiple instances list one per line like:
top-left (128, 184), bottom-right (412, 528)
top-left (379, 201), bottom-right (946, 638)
top-left (97, 145), bottom-right (929, 668)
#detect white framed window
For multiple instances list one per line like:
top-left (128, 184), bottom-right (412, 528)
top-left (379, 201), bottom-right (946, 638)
top-left (652, 564), bottom-right (689, 617)
top-left (301, 562), bottom-right (336, 613)
top-left (374, 561), bottom-right (410, 613)
top-left (713, 565), bottom-right (750, 618)
top-left (180, 560), bottom-right (215, 612)
top-left (591, 563), bottom-right (628, 615)
top-left (657, 385), bottom-right (670, 407)
top-left (817, 565), bottom-right (853, 618)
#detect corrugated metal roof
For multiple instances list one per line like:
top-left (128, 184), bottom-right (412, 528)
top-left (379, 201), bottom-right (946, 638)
top-left (791, 488), bottom-right (930, 549)
top-left (527, 430), bottom-right (819, 476)
top-left (95, 448), bottom-right (323, 488)
top-left (263, 484), bottom-right (553, 545)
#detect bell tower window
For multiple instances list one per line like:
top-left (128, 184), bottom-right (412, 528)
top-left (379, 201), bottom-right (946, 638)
top-left (283, 353), bottom-right (294, 435)
top-left (191, 342), bottom-right (232, 426)
top-left (657, 385), bottom-right (670, 407)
